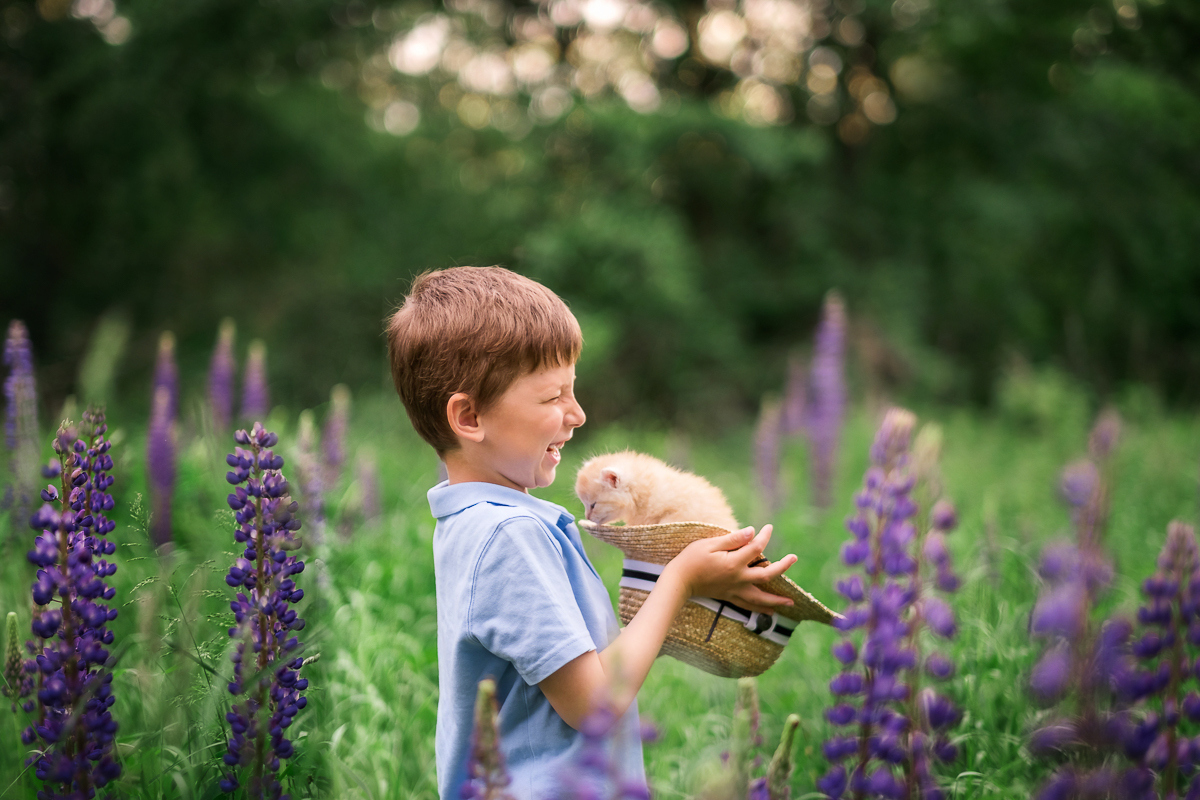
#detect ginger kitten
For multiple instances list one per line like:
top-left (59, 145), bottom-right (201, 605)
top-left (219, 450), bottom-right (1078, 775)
top-left (574, 450), bottom-right (740, 531)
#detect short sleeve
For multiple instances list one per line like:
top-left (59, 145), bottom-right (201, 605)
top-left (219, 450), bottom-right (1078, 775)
top-left (467, 515), bottom-right (596, 685)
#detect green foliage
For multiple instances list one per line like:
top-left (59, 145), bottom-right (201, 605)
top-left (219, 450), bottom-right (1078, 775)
top-left (2, 0), bottom-right (1199, 423)
top-left (1, 394), bottom-right (1199, 797)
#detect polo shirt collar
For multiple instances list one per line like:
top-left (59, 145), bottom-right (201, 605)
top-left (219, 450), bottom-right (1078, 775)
top-left (427, 480), bottom-right (574, 530)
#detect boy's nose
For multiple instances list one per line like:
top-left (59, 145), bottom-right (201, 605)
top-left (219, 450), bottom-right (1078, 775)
top-left (567, 398), bottom-right (586, 428)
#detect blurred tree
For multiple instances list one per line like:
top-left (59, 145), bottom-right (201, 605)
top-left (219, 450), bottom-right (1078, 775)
top-left (1, 0), bottom-right (1198, 425)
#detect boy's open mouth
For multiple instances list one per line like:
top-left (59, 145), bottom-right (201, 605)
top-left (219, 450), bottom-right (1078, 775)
top-left (546, 439), bottom-right (567, 462)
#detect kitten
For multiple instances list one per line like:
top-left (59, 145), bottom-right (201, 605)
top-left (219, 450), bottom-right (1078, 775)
top-left (574, 450), bottom-right (740, 531)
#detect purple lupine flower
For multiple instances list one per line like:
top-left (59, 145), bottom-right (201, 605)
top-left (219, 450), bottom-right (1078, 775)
top-left (803, 292), bottom-right (847, 510)
top-left (820, 407), bottom-right (962, 800)
top-left (1113, 521), bottom-right (1200, 796)
top-left (543, 700), bottom-right (654, 799)
top-left (4, 611), bottom-right (32, 712)
top-left (208, 319), bottom-right (237, 432)
top-left (240, 340), bottom-right (269, 422)
top-left (321, 384), bottom-right (350, 489)
top-left (146, 378), bottom-right (178, 548)
top-left (754, 398), bottom-right (784, 517)
top-left (220, 422), bottom-right (309, 797)
top-left (1028, 411), bottom-right (1127, 794)
top-left (22, 409), bottom-right (122, 795)
top-left (4, 320), bottom-right (40, 520)
top-left (152, 331), bottom-right (179, 422)
top-left (460, 679), bottom-right (515, 800)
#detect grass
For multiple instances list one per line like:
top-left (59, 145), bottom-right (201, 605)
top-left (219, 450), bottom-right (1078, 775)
top-left (1, 392), bottom-right (1197, 798)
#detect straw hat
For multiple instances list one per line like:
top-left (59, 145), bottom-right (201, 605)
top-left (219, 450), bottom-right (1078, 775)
top-left (580, 520), bottom-right (841, 678)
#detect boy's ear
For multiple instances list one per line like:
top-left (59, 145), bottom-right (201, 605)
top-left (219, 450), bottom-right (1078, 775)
top-left (446, 393), bottom-right (485, 444)
top-left (600, 467), bottom-right (621, 489)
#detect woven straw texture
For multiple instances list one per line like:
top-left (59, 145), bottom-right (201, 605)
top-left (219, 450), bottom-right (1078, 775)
top-left (580, 520), bottom-right (841, 678)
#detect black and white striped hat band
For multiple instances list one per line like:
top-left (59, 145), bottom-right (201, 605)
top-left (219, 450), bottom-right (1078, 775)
top-left (619, 559), bottom-right (795, 646)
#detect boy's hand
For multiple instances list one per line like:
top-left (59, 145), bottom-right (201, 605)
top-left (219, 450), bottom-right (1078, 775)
top-left (662, 525), bottom-right (798, 616)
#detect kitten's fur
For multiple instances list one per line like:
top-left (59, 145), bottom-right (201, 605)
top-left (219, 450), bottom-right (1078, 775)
top-left (575, 450), bottom-right (740, 531)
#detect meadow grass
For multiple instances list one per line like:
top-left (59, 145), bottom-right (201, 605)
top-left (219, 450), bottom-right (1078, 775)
top-left (2, 394), bottom-right (1197, 798)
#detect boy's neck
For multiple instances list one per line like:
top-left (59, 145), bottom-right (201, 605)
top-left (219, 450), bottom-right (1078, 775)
top-left (442, 451), bottom-right (529, 494)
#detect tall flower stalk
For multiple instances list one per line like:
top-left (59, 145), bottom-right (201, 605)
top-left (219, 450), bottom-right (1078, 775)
top-left (147, 333), bottom-right (178, 548)
top-left (208, 319), bottom-right (237, 432)
top-left (4, 319), bottom-right (40, 523)
top-left (1112, 520), bottom-right (1200, 797)
top-left (818, 408), bottom-right (961, 800)
top-left (804, 292), bottom-right (847, 510)
top-left (356, 449), bottom-right (381, 525)
top-left (152, 331), bottom-right (179, 422)
top-left (240, 341), bottom-right (269, 422)
top-left (293, 411), bottom-right (326, 549)
top-left (322, 385), bottom-right (350, 489)
top-left (4, 610), bottom-right (31, 712)
top-left (1027, 410), bottom-right (1125, 796)
top-left (23, 409), bottom-right (122, 796)
top-left (700, 677), bottom-right (801, 800)
top-left (755, 398), bottom-right (784, 517)
top-left (460, 679), bottom-right (516, 800)
top-left (220, 423), bottom-right (309, 798)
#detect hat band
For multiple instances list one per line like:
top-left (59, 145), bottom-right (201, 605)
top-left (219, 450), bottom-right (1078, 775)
top-left (620, 559), bottom-right (794, 647)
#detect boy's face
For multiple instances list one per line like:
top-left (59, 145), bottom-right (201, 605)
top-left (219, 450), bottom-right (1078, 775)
top-left (471, 362), bottom-right (585, 492)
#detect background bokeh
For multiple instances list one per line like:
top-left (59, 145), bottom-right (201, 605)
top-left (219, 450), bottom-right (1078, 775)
top-left (3, 0), bottom-right (1198, 426)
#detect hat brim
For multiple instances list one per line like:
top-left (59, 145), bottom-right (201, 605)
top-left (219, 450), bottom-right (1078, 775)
top-left (579, 519), bottom-right (842, 626)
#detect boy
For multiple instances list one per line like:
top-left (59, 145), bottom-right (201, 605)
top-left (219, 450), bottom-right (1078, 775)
top-left (386, 266), bottom-right (798, 799)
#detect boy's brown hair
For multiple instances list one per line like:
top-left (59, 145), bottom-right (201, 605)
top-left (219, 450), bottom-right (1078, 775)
top-left (386, 266), bottom-right (583, 454)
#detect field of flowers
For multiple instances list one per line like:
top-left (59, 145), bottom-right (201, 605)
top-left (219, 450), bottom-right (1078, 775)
top-left (4, 312), bottom-right (1200, 800)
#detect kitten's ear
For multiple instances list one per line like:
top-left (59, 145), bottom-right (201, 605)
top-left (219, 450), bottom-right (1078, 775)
top-left (601, 467), bottom-right (621, 489)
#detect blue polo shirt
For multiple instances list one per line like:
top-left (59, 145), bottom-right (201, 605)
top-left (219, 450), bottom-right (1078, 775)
top-left (428, 481), bottom-right (645, 799)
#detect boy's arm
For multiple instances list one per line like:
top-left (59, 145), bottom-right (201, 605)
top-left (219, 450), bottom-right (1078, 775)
top-left (539, 525), bottom-right (797, 730)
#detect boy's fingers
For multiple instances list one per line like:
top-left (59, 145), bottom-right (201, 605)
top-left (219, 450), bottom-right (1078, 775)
top-left (733, 524), bottom-right (773, 559)
top-left (735, 586), bottom-right (794, 611)
top-left (714, 527), bottom-right (755, 551)
top-left (747, 554), bottom-right (797, 581)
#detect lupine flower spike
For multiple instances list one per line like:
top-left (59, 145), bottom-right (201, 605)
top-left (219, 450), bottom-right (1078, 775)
top-left (152, 331), bottom-right (179, 422)
top-left (1114, 520), bottom-right (1200, 798)
top-left (220, 423), bottom-right (309, 799)
top-left (819, 408), bottom-right (961, 800)
top-left (548, 701), bottom-right (653, 800)
top-left (322, 384), bottom-right (350, 489)
top-left (23, 409), bottom-right (122, 796)
top-left (755, 398), bottom-right (784, 517)
top-left (704, 678), bottom-right (799, 800)
top-left (764, 715), bottom-right (801, 800)
top-left (4, 610), bottom-right (31, 711)
top-left (147, 335), bottom-right (179, 548)
top-left (357, 449), bottom-right (381, 525)
top-left (1027, 410), bottom-right (1125, 796)
top-left (781, 356), bottom-right (807, 438)
top-left (4, 319), bottom-right (41, 521)
top-left (208, 319), bottom-right (237, 432)
top-left (460, 679), bottom-right (515, 800)
top-left (293, 411), bottom-right (326, 548)
top-left (804, 292), bottom-right (847, 510)
top-left (733, 677), bottom-right (764, 795)
top-left (903, 425), bottom-right (962, 800)
top-left (240, 340), bottom-right (270, 422)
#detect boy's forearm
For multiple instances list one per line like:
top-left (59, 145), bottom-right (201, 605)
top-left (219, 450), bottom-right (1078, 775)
top-left (596, 566), bottom-right (690, 715)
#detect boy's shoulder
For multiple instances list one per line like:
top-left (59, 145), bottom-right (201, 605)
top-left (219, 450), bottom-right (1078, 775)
top-left (428, 481), bottom-right (575, 550)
